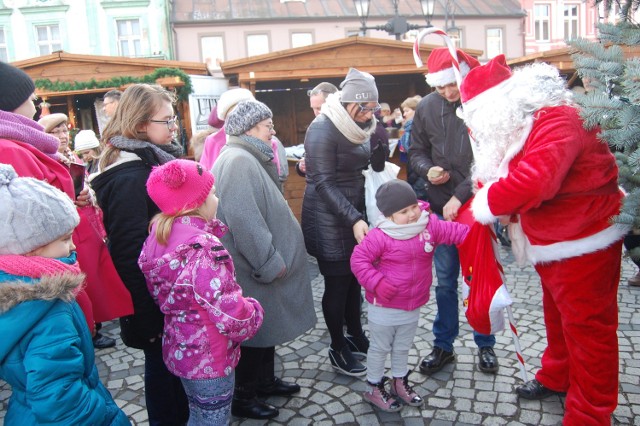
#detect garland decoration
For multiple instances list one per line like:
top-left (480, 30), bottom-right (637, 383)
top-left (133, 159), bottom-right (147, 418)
top-left (34, 68), bottom-right (193, 101)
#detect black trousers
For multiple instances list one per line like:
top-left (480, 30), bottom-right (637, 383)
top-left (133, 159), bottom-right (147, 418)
top-left (234, 346), bottom-right (275, 397)
top-left (321, 273), bottom-right (364, 351)
top-left (624, 233), bottom-right (640, 268)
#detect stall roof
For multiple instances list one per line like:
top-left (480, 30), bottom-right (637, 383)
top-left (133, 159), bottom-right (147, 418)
top-left (221, 36), bottom-right (483, 86)
top-left (12, 51), bottom-right (208, 97)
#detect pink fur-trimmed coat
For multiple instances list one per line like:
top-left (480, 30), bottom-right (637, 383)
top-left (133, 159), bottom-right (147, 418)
top-left (138, 216), bottom-right (264, 380)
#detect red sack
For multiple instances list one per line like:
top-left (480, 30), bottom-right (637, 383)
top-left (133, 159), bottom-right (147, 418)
top-left (455, 199), bottom-right (512, 335)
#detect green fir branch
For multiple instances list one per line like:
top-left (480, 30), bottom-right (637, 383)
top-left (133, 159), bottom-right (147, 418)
top-left (34, 68), bottom-right (193, 101)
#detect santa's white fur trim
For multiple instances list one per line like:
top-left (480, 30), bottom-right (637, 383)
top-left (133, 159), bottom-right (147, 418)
top-left (426, 61), bottom-right (471, 88)
top-left (489, 284), bottom-right (512, 334)
top-left (513, 223), bottom-right (628, 265)
top-left (463, 75), bottom-right (512, 111)
top-left (496, 116), bottom-right (533, 178)
top-left (471, 182), bottom-right (497, 224)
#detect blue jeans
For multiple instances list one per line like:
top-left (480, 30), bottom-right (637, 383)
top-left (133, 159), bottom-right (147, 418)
top-left (432, 231), bottom-right (495, 353)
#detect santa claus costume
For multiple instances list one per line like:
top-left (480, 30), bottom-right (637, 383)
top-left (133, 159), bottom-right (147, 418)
top-left (461, 55), bottom-right (627, 425)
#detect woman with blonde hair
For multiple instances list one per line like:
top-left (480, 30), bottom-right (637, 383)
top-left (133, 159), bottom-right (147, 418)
top-left (90, 83), bottom-right (189, 425)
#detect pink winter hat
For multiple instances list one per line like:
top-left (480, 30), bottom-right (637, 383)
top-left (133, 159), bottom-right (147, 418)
top-left (147, 159), bottom-right (214, 215)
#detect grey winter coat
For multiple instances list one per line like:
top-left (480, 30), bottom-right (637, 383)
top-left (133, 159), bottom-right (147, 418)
top-left (212, 135), bottom-right (316, 348)
top-left (408, 92), bottom-right (474, 216)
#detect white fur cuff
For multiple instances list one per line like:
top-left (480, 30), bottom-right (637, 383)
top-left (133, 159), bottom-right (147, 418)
top-left (471, 183), bottom-right (497, 224)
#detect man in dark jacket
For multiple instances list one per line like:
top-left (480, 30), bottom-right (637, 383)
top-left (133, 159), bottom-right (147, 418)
top-left (408, 47), bottom-right (499, 375)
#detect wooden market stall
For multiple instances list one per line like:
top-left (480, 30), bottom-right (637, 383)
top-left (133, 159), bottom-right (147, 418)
top-left (12, 51), bottom-right (209, 142)
top-left (221, 36), bottom-right (482, 148)
top-left (220, 36), bottom-right (482, 221)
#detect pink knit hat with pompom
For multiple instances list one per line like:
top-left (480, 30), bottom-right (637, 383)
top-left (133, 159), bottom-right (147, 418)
top-left (146, 159), bottom-right (214, 215)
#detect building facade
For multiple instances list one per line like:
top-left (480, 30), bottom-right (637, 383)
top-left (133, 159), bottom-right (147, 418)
top-left (0, 0), bottom-right (172, 62)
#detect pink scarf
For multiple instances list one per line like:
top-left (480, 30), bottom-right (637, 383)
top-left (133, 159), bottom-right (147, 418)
top-left (0, 110), bottom-right (60, 159)
top-left (0, 255), bottom-right (82, 279)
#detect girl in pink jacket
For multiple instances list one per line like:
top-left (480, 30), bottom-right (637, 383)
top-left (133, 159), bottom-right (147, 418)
top-left (138, 159), bottom-right (264, 425)
top-left (351, 179), bottom-right (468, 413)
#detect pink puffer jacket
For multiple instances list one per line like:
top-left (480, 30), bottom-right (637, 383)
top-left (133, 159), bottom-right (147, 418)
top-left (139, 216), bottom-right (264, 379)
top-left (351, 212), bottom-right (469, 311)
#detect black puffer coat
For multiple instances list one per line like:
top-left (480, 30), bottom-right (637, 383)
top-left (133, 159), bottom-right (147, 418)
top-left (301, 115), bottom-right (385, 263)
top-left (408, 92), bottom-right (474, 216)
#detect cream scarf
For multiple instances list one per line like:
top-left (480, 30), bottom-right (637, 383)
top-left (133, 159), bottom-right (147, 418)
top-left (321, 92), bottom-right (377, 145)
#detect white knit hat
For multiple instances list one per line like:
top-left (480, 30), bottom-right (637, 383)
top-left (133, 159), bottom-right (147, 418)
top-left (74, 129), bottom-right (100, 152)
top-left (217, 88), bottom-right (254, 120)
top-left (0, 163), bottom-right (79, 255)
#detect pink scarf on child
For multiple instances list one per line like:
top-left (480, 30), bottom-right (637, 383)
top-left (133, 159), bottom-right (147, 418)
top-left (0, 255), bottom-right (82, 280)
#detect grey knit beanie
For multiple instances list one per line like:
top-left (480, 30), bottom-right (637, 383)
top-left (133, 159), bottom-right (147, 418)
top-left (225, 100), bottom-right (273, 136)
top-left (0, 62), bottom-right (36, 112)
top-left (340, 68), bottom-right (378, 104)
top-left (0, 163), bottom-right (79, 255)
top-left (376, 179), bottom-right (418, 217)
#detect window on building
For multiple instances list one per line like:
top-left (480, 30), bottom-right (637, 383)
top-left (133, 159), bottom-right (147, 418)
top-left (291, 32), bottom-right (313, 48)
top-left (534, 4), bottom-right (550, 41)
top-left (486, 28), bottom-right (503, 58)
top-left (448, 28), bottom-right (463, 48)
top-left (247, 34), bottom-right (269, 56)
top-left (35, 24), bottom-right (62, 55)
top-left (0, 27), bottom-right (7, 62)
top-left (201, 35), bottom-right (224, 68)
top-left (117, 19), bottom-right (142, 57)
top-left (564, 4), bottom-right (579, 39)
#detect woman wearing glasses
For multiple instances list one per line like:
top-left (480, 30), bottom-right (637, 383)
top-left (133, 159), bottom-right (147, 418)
top-left (301, 68), bottom-right (387, 376)
top-left (90, 84), bottom-right (189, 425)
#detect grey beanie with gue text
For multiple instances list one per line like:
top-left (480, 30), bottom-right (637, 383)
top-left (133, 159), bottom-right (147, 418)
top-left (339, 68), bottom-right (379, 104)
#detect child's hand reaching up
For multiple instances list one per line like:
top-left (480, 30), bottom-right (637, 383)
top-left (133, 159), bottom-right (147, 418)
top-left (375, 279), bottom-right (397, 303)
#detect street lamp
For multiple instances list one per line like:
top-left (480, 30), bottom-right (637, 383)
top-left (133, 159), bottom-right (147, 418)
top-left (444, 0), bottom-right (460, 46)
top-left (354, 0), bottom-right (437, 41)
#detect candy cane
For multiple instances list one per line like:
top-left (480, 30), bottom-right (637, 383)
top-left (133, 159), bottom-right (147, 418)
top-left (507, 305), bottom-right (528, 382)
top-left (490, 225), bottom-right (528, 383)
top-left (412, 27), bottom-right (463, 89)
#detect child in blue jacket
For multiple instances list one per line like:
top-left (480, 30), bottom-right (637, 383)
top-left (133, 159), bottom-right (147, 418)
top-left (0, 164), bottom-right (129, 425)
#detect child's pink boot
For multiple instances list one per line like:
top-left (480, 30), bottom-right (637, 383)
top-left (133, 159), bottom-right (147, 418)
top-left (391, 373), bottom-right (423, 406)
top-left (363, 377), bottom-right (402, 412)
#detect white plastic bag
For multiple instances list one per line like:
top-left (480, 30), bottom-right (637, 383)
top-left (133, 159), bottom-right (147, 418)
top-left (363, 161), bottom-right (401, 226)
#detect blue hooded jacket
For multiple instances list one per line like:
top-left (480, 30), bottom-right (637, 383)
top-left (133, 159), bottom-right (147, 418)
top-left (0, 255), bottom-right (129, 426)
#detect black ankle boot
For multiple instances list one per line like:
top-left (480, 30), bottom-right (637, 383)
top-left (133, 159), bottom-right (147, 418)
top-left (231, 387), bottom-right (279, 420)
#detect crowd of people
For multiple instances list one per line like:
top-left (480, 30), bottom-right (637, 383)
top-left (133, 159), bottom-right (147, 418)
top-left (0, 40), bottom-right (630, 426)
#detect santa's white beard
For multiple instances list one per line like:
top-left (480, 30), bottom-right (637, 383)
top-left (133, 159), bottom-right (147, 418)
top-left (461, 61), bottom-right (573, 184)
top-left (466, 108), bottom-right (528, 184)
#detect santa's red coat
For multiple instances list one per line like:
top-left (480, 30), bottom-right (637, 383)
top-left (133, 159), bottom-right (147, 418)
top-left (471, 105), bottom-right (625, 425)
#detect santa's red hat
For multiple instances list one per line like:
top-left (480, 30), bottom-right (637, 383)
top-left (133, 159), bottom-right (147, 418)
top-left (460, 54), bottom-right (512, 108)
top-left (425, 48), bottom-right (480, 87)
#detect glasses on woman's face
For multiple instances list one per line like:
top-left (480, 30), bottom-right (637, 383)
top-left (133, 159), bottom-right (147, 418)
top-left (358, 104), bottom-right (381, 114)
top-left (150, 115), bottom-right (178, 130)
top-left (259, 122), bottom-right (275, 132)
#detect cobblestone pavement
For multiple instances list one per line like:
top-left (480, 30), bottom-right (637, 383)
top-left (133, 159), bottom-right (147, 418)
top-left (2, 246), bottom-right (640, 425)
